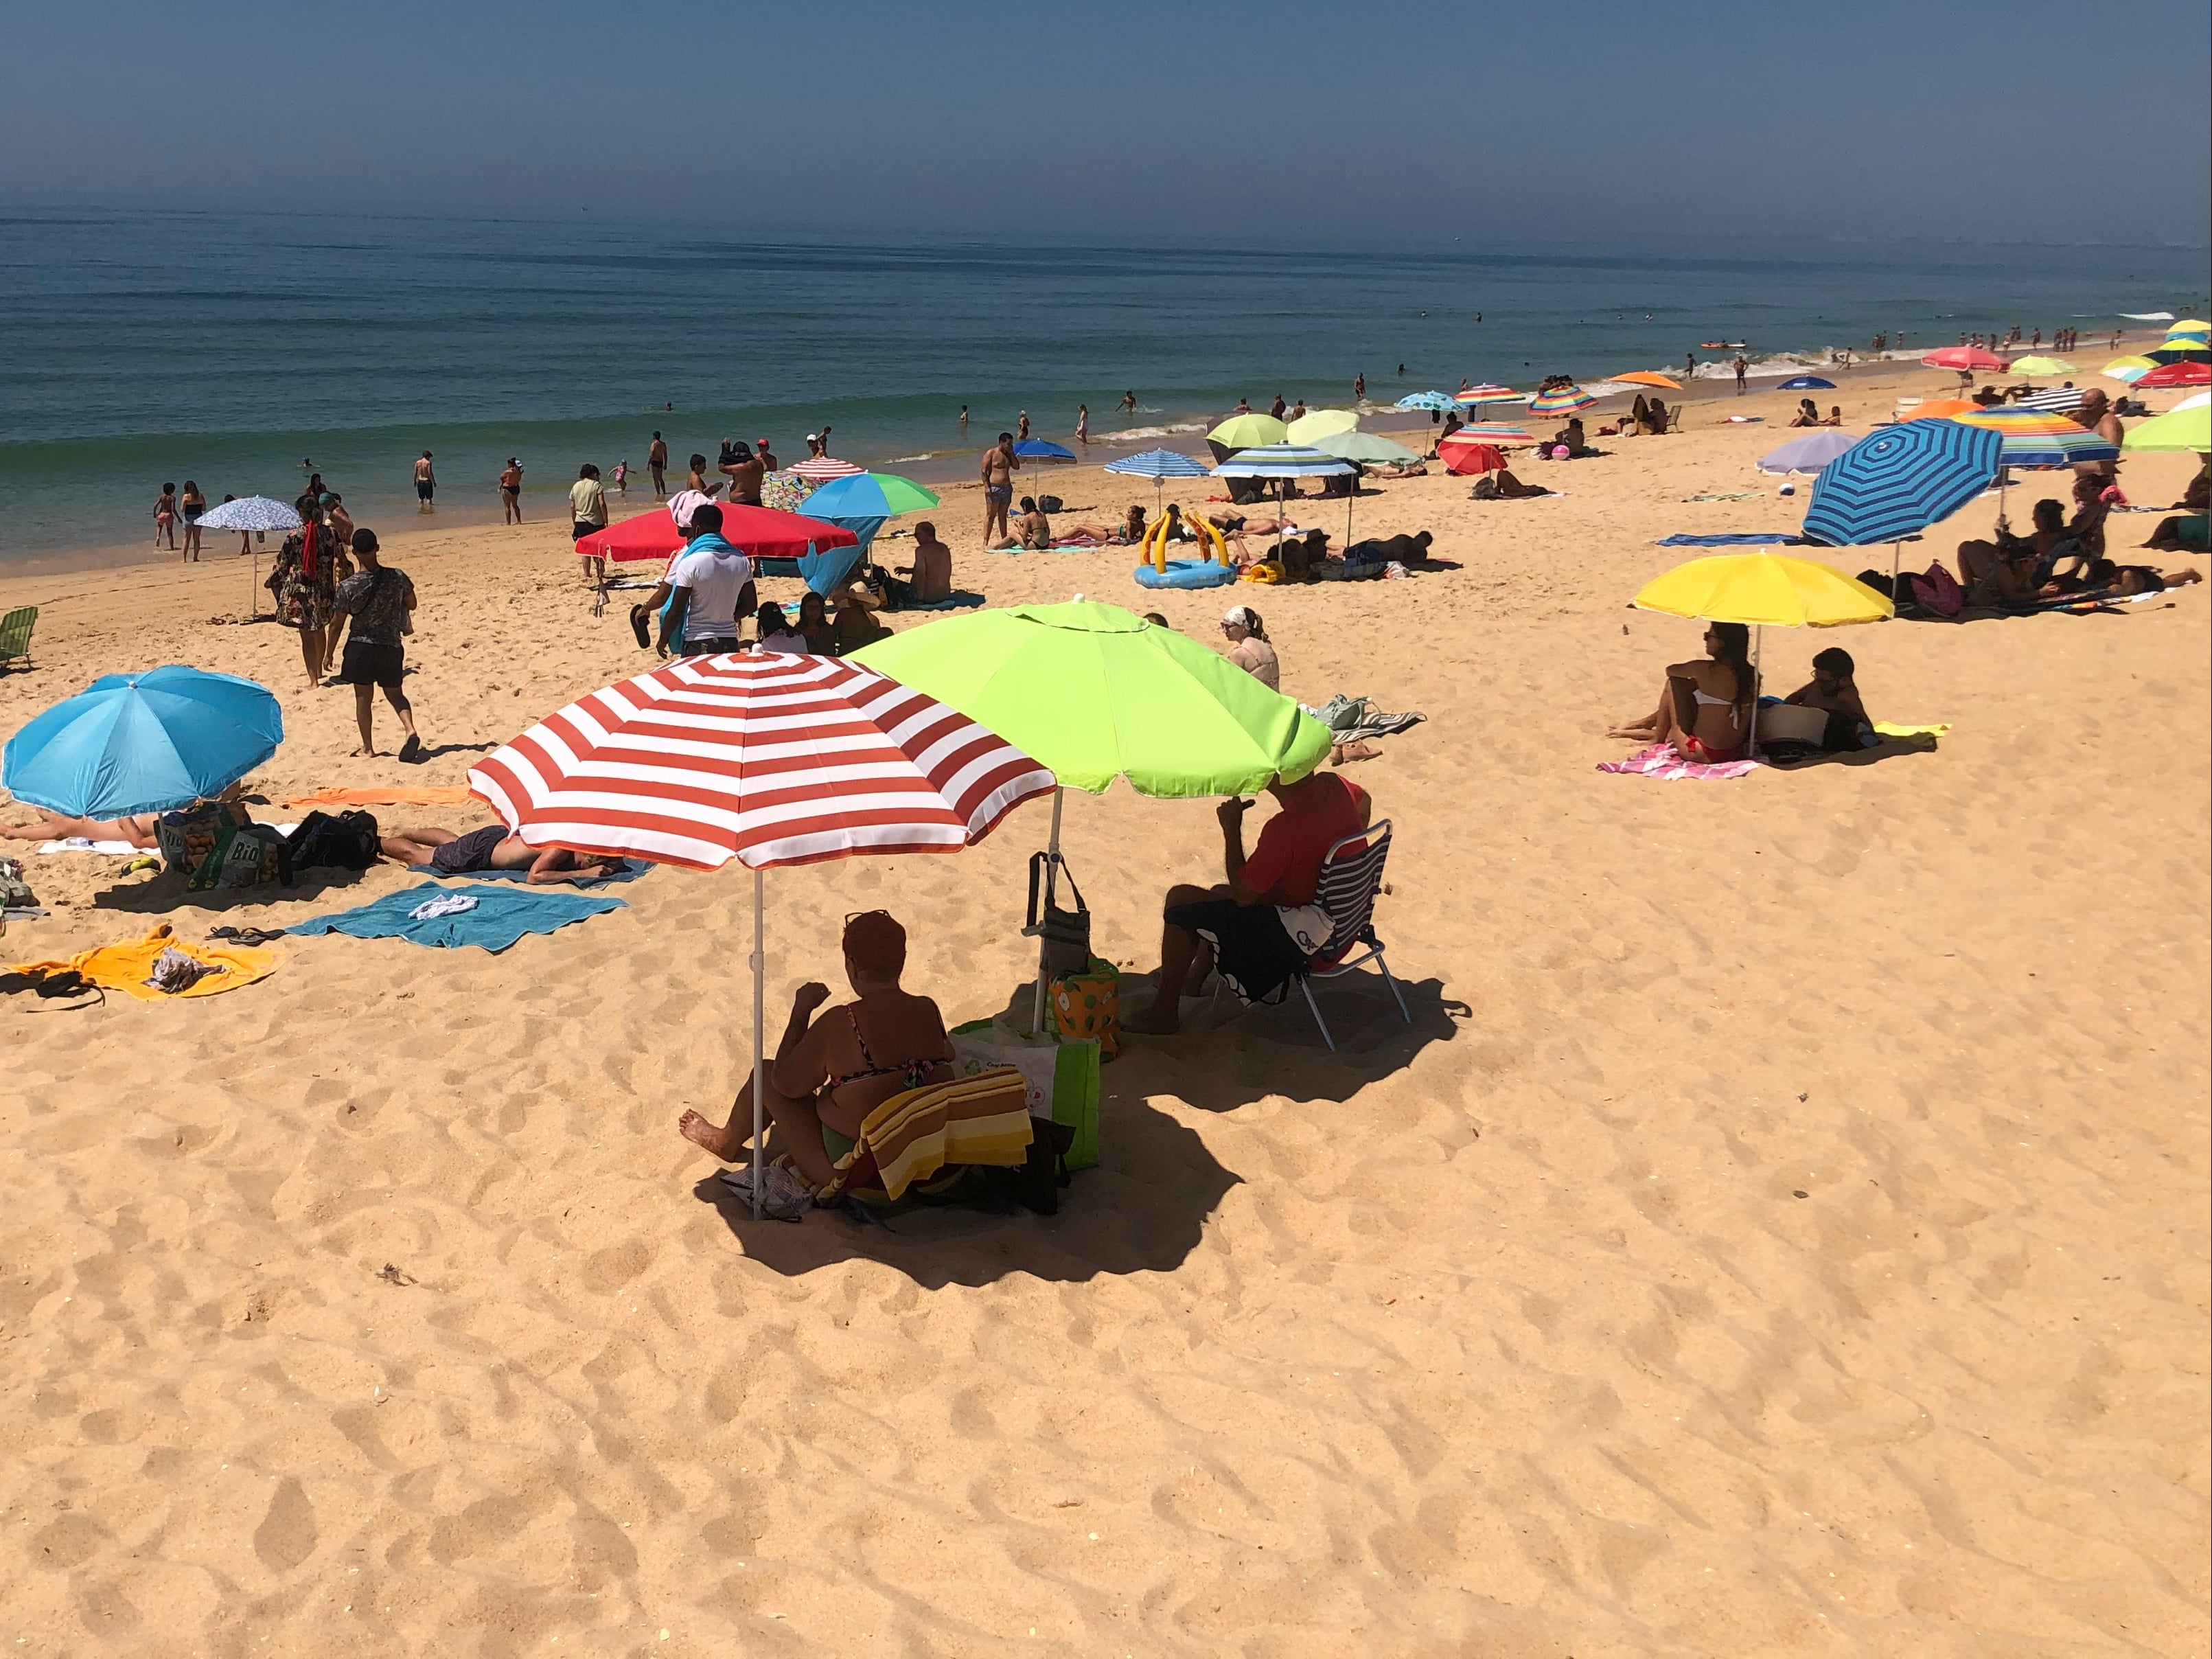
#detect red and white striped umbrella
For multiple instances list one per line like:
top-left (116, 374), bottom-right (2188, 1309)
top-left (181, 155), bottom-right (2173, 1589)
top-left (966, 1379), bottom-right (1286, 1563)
top-left (786, 457), bottom-right (864, 483)
top-left (468, 652), bottom-right (1054, 871)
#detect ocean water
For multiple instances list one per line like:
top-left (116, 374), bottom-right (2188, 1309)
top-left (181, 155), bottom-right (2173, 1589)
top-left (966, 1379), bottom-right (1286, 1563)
top-left (1, 208), bottom-right (2202, 564)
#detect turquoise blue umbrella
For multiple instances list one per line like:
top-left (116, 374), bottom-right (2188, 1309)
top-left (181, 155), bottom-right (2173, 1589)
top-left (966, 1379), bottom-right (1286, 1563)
top-left (3, 665), bottom-right (282, 818)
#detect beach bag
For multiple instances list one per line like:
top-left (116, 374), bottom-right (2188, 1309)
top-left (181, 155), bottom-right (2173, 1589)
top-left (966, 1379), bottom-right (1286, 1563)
top-left (1026, 853), bottom-right (1091, 981)
top-left (1037, 494), bottom-right (1064, 514)
top-left (287, 809), bottom-right (380, 876)
top-left (949, 1021), bottom-right (1101, 1173)
top-left (157, 801), bottom-right (253, 882)
top-left (1909, 560), bottom-right (1964, 617)
top-left (1051, 957), bottom-right (1121, 1059)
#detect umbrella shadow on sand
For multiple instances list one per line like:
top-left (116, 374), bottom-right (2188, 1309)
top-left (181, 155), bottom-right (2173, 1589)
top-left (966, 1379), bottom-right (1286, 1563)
top-left (89, 864), bottom-right (372, 915)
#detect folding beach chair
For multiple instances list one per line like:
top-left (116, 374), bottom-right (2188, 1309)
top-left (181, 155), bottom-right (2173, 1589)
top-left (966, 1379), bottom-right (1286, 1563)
top-left (0, 607), bottom-right (35, 671)
top-left (1295, 819), bottom-right (1410, 1051)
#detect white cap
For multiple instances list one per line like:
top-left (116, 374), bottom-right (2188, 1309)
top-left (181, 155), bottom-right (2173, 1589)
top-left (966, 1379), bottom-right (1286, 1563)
top-left (1223, 605), bottom-right (1254, 627)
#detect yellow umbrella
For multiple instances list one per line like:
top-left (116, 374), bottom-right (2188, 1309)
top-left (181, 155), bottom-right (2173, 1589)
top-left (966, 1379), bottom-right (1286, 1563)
top-left (1614, 370), bottom-right (1683, 390)
top-left (2121, 405), bottom-right (2211, 454)
top-left (1284, 408), bottom-right (1360, 444)
top-left (2103, 355), bottom-right (2159, 384)
top-left (1633, 551), bottom-right (1893, 755)
top-left (1207, 412), bottom-right (1289, 451)
top-left (2169, 319), bottom-right (2209, 334)
top-left (2007, 355), bottom-right (2073, 375)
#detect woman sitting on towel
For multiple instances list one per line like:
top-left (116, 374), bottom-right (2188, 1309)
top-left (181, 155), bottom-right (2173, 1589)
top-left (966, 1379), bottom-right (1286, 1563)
top-left (1608, 621), bottom-right (1758, 761)
top-left (679, 911), bottom-right (963, 1191)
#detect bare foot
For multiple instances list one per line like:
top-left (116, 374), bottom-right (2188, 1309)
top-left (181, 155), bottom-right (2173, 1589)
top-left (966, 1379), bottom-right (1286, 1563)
top-left (1119, 1005), bottom-right (1183, 1036)
top-left (351, 746), bottom-right (383, 758)
top-left (679, 1110), bottom-right (741, 1159)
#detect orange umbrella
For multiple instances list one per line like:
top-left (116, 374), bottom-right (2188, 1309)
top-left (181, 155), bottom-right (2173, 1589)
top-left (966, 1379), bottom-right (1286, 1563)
top-left (1899, 399), bottom-right (1978, 422)
top-left (1614, 371), bottom-right (1682, 390)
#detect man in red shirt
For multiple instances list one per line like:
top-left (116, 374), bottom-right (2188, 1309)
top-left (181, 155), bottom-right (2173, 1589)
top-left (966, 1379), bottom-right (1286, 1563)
top-left (1125, 768), bottom-right (1372, 1034)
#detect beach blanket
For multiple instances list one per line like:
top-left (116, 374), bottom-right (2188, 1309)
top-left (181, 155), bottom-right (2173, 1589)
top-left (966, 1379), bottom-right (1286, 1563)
top-left (1685, 491), bottom-right (1766, 503)
top-left (892, 590), bottom-right (986, 611)
top-left (5, 922), bottom-right (278, 1000)
top-left (818, 1066), bottom-right (1033, 1204)
top-left (1597, 742), bottom-right (1760, 781)
top-left (36, 838), bottom-right (144, 856)
top-left (1304, 694), bottom-right (1425, 742)
top-left (987, 541), bottom-right (1122, 554)
top-left (286, 882), bottom-right (625, 952)
top-left (1654, 532), bottom-right (1808, 547)
top-left (408, 858), bottom-right (648, 889)
top-left (283, 785), bottom-right (475, 809)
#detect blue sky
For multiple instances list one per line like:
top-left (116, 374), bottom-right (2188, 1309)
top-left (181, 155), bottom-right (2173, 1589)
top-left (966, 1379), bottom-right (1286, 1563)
top-left (4, 0), bottom-right (2206, 247)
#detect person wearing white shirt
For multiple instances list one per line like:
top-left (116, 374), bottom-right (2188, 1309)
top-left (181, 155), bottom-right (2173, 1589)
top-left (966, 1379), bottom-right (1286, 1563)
top-left (658, 503), bottom-right (756, 656)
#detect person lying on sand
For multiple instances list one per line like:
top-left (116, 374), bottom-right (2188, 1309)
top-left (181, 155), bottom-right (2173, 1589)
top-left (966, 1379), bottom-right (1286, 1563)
top-left (1, 811), bottom-right (161, 848)
top-left (1123, 769), bottom-right (1374, 1035)
top-left (2140, 465), bottom-right (2209, 553)
top-left (678, 910), bottom-right (954, 1191)
top-left (378, 824), bottom-right (623, 884)
top-left (1608, 621), bottom-right (1758, 762)
top-left (1340, 531), bottom-right (1436, 566)
top-left (1955, 498), bottom-right (2079, 608)
top-left (2042, 558), bottom-right (2204, 598)
top-left (1470, 469), bottom-right (1550, 499)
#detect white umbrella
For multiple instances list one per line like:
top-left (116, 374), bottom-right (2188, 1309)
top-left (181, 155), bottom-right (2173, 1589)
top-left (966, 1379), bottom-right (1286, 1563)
top-left (195, 497), bottom-right (303, 619)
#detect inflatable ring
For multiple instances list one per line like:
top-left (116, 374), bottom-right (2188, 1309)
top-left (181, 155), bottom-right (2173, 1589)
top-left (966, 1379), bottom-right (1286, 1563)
top-left (1133, 558), bottom-right (1240, 591)
top-left (1140, 512), bottom-right (1230, 573)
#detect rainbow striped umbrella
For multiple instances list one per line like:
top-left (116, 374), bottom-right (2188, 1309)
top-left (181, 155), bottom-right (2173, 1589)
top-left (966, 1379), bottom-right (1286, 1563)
top-left (1453, 383), bottom-right (1520, 407)
top-left (1444, 422), bottom-right (1538, 446)
top-left (1527, 384), bottom-right (1596, 415)
top-left (1946, 409), bottom-right (2119, 468)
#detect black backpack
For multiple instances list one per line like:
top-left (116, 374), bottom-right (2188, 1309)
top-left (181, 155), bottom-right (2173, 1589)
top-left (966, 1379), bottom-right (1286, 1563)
top-left (285, 810), bottom-right (380, 878)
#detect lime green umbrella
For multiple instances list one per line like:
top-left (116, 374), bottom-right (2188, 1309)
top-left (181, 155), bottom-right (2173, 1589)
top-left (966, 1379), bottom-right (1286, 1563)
top-left (1208, 412), bottom-right (1289, 454)
top-left (855, 599), bottom-right (1332, 1028)
top-left (2121, 404), bottom-right (2211, 453)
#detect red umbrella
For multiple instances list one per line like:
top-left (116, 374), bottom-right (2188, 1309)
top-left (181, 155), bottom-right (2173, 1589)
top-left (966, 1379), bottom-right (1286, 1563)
top-left (2136, 361), bottom-right (2211, 389)
top-left (1921, 347), bottom-right (2010, 372)
top-left (1441, 442), bottom-right (1506, 476)
top-left (578, 504), bottom-right (859, 566)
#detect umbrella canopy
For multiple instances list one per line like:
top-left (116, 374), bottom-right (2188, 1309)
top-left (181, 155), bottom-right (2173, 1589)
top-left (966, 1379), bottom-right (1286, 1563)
top-left (1898, 398), bottom-right (1980, 422)
top-left (3, 665), bottom-right (283, 819)
top-left (1453, 383), bottom-right (1521, 406)
top-left (1284, 408), bottom-right (1360, 444)
top-left (1921, 347), bottom-right (2009, 372)
top-left (1945, 409), bottom-right (2119, 468)
top-left (1210, 443), bottom-right (1356, 480)
top-left (578, 504), bottom-right (859, 567)
top-left (1800, 420), bottom-right (2003, 548)
top-left (1441, 443), bottom-right (1506, 477)
top-left (2102, 356), bottom-right (2159, 383)
top-left (1445, 422), bottom-right (1539, 446)
top-left (2171, 390), bottom-right (2211, 413)
top-left (1103, 448), bottom-right (1210, 481)
top-left (1304, 429), bottom-right (1419, 465)
top-left (1527, 384), bottom-right (1596, 415)
top-left (2014, 387), bottom-right (2088, 412)
top-left (192, 496), bottom-right (302, 534)
top-left (787, 457), bottom-right (864, 483)
top-left (852, 600), bottom-right (1330, 797)
top-left (796, 472), bottom-right (941, 520)
top-left (1633, 552), bottom-right (1893, 629)
top-left (1755, 430), bottom-right (1861, 474)
top-left (470, 652), bottom-right (1051, 871)
top-left (2167, 319), bottom-right (2210, 335)
top-left (2144, 343), bottom-right (2210, 367)
top-left (1394, 392), bottom-right (1456, 413)
top-left (1013, 439), bottom-right (1076, 464)
top-left (2006, 356), bottom-right (2075, 376)
top-left (1207, 413), bottom-right (1289, 452)
top-left (2137, 361), bottom-right (2212, 389)
top-left (2120, 404), bottom-right (2212, 454)
top-left (1615, 371), bottom-right (1685, 391)
top-left (1775, 375), bottom-right (1836, 391)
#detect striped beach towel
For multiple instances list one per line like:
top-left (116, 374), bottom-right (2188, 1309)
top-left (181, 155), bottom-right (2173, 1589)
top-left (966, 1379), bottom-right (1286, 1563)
top-left (824, 1066), bottom-right (1033, 1203)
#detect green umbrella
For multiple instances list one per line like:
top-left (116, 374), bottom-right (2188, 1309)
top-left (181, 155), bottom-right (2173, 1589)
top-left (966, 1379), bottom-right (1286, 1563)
top-left (1208, 413), bottom-right (1290, 453)
top-left (855, 599), bottom-right (1333, 1027)
top-left (2120, 404), bottom-right (2211, 453)
top-left (1305, 429), bottom-right (1419, 466)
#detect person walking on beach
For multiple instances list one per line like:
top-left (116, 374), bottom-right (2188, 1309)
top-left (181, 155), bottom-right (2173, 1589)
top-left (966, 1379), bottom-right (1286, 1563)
top-left (332, 529), bottom-right (424, 763)
top-left (1075, 403), bottom-right (1090, 446)
top-left (648, 431), bottom-right (669, 498)
top-left (154, 483), bottom-right (178, 551)
top-left (179, 481), bottom-right (205, 561)
top-left (1733, 354), bottom-right (1749, 394)
top-left (415, 450), bottom-right (436, 511)
top-left (571, 464), bottom-right (610, 584)
top-left (982, 433), bottom-right (1018, 544)
top-left (500, 457), bottom-right (525, 523)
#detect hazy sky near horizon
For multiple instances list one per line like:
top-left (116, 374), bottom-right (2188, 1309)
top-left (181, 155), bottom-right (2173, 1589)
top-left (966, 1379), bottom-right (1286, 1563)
top-left (5, 0), bottom-right (2206, 247)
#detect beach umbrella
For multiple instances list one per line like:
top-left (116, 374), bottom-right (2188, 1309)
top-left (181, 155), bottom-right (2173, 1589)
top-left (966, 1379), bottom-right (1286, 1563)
top-left (852, 599), bottom-right (1332, 1030)
top-left (2143, 343), bottom-right (2209, 367)
top-left (578, 503), bottom-right (858, 567)
top-left (1755, 430), bottom-right (1860, 474)
top-left (1800, 420), bottom-right (2003, 587)
top-left (2014, 386), bottom-right (2087, 412)
top-left (1449, 422), bottom-right (1539, 445)
top-left (1207, 412), bottom-right (1290, 460)
top-left (787, 457), bottom-right (864, 483)
top-left (1920, 347), bottom-right (2009, 372)
top-left (3, 665), bottom-right (283, 819)
top-left (193, 496), bottom-right (304, 619)
top-left (1394, 391), bottom-right (1456, 414)
top-left (2121, 404), bottom-right (2211, 453)
top-left (2167, 319), bottom-right (2210, 335)
top-left (798, 472), bottom-right (939, 520)
top-left (1615, 371), bottom-right (1685, 391)
top-left (1284, 408), bottom-right (1359, 444)
top-left (1775, 375), bottom-right (1836, 391)
top-left (1013, 439), bottom-right (1076, 464)
top-left (1212, 442), bottom-right (1361, 545)
top-left (1103, 448), bottom-right (1210, 514)
top-left (469, 651), bottom-right (1053, 1216)
top-left (1440, 442), bottom-right (1506, 477)
top-left (1898, 398), bottom-right (1979, 422)
top-left (2170, 391), bottom-right (2211, 413)
top-left (1632, 552), bottom-right (1893, 757)
top-left (1304, 430), bottom-right (1419, 466)
top-left (2006, 356), bottom-right (2075, 376)
top-left (2136, 361), bottom-right (2212, 389)
top-left (1453, 383), bottom-right (1521, 407)
top-left (1527, 384), bottom-right (1596, 415)
top-left (1947, 408), bottom-right (2121, 466)
top-left (2102, 356), bottom-right (2158, 384)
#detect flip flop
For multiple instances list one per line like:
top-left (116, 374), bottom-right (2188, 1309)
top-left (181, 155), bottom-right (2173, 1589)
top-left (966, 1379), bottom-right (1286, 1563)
top-left (629, 605), bottom-right (652, 650)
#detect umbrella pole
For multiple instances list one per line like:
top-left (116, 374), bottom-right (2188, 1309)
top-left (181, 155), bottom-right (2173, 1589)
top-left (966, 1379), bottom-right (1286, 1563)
top-left (1030, 786), bottom-right (1065, 1036)
top-left (1749, 627), bottom-right (1764, 759)
top-left (751, 865), bottom-right (765, 1221)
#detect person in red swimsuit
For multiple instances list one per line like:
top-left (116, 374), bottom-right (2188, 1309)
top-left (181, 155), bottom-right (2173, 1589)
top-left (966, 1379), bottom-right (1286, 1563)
top-left (1608, 621), bottom-right (1758, 760)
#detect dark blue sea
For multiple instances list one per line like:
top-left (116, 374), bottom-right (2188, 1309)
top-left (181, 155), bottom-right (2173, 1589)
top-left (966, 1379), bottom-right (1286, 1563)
top-left (1, 207), bottom-right (2202, 563)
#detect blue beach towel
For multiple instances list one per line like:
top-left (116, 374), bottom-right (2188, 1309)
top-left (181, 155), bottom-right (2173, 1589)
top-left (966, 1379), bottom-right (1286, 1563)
top-left (287, 882), bottom-right (627, 952)
top-left (1654, 532), bottom-right (1810, 547)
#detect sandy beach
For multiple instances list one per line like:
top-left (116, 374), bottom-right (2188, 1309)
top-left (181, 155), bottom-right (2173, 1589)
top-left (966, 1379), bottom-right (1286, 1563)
top-left (2, 363), bottom-right (2206, 1655)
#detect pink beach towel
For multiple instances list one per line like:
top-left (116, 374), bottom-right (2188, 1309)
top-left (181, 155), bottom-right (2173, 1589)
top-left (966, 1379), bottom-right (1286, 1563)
top-left (1597, 742), bottom-right (1760, 781)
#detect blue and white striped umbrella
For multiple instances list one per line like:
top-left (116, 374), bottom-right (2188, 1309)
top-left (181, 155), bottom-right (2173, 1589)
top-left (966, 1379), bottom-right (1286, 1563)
top-left (1395, 391), bottom-right (1457, 413)
top-left (1799, 422), bottom-right (2003, 548)
top-left (193, 496), bottom-right (302, 534)
top-left (1103, 448), bottom-right (1209, 480)
top-left (1209, 443), bottom-right (1357, 479)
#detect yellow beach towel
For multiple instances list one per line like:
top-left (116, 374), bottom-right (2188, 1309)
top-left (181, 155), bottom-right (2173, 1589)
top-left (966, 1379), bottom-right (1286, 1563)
top-left (6, 923), bottom-right (279, 1001)
top-left (825, 1066), bottom-right (1033, 1203)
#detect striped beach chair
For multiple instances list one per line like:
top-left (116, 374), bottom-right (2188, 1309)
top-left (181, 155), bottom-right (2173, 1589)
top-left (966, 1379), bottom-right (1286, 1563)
top-left (1296, 819), bottom-right (1411, 1050)
top-left (0, 607), bottom-right (35, 672)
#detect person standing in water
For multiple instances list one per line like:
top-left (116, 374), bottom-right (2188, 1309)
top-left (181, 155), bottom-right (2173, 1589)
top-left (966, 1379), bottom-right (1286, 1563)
top-left (154, 483), bottom-right (178, 551)
top-left (180, 480), bottom-right (205, 560)
top-left (500, 457), bottom-right (525, 523)
top-left (1075, 403), bottom-right (1090, 446)
top-left (1121, 390), bottom-right (1137, 417)
top-left (414, 450), bottom-right (436, 511)
top-left (648, 431), bottom-right (669, 498)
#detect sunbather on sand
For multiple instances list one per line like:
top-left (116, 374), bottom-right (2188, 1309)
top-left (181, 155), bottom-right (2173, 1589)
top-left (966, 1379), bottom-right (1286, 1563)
top-left (678, 910), bottom-right (954, 1190)
top-left (378, 824), bottom-right (623, 884)
top-left (1, 811), bottom-right (161, 847)
top-left (1469, 469), bottom-right (1551, 499)
top-left (2043, 558), bottom-right (2204, 597)
top-left (1608, 621), bottom-right (1758, 761)
top-left (1955, 498), bottom-right (2077, 607)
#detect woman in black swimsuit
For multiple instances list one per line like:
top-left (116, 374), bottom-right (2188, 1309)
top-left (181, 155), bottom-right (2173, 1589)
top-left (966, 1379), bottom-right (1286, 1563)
top-left (180, 480), bottom-right (206, 561)
top-left (678, 911), bottom-right (956, 1189)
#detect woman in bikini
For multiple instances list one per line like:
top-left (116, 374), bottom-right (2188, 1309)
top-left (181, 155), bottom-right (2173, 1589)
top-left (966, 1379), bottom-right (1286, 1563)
top-left (1609, 621), bottom-right (1758, 761)
top-left (678, 911), bottom-right (956, 1191)
top-left (154, 483), bottom-right (178, 551)
top-left (179, 481), bottom-right (206, 560)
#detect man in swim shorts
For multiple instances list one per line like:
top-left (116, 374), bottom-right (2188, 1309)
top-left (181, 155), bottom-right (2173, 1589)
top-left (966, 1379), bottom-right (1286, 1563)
top-left (378, 823), bottom-right (623, 884)
top-left (414, 450), bottom-right (435, 509)
top-left (981, 433), bottom-right (1018, 543)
